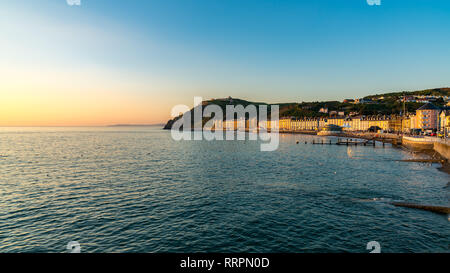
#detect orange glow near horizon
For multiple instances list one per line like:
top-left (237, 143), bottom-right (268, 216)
top-left (0, 89), bottom-right (172, 126)
top-left (0, 67), bottom-right (179, 127)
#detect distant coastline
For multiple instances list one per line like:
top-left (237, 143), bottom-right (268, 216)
top-left (108, 124), bottom-right (165, 127)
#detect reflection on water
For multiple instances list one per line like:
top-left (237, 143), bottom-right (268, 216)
top-left (347, 146), bottom-right (355, 158)
top-left (0, 127), bottom-right (448, 253)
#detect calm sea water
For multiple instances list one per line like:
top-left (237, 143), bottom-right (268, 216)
top-left (0, 126), bottom-right (448, 253)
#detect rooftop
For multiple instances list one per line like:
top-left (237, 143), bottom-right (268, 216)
top-left (417, 102), bottom-right (440, 111)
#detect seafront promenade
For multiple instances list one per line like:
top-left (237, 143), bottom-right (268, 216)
top-left (395, 135), bottom-right (450, 160)
top-left (278, 129), bottom-right (450, 162)
top-left (277, 129), bottom-right (402, 144)
top-left (402, 136), bottom-right (436, 149)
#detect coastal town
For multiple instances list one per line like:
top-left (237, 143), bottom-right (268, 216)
top-left (277, 101), bottom-right (447, 135)
top-left (202, 92), bottom-right (450, 158)
top-left (217, 99), bottom-right (450, 137)
top-left (164, 89), bottom-right (450, 158)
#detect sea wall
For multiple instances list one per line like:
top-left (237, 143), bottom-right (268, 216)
top-left (434, 141), bottom-right (450, 160)
top-left (401, 136), bottom-right (434, 150)
top-left (401, 136), bottom-right (450, 160)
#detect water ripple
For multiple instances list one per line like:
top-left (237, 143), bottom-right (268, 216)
top-left (0, 127), bottom-right (448, 253)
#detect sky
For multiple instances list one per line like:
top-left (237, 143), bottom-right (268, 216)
top-left (1, 0), bottom-right (450, 126)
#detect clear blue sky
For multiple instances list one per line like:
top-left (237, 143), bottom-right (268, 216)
top-left (1, 0), bottom-right (450, 125)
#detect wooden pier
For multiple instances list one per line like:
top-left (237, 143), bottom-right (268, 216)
top-left (311, 138), bottom-right (377, 146)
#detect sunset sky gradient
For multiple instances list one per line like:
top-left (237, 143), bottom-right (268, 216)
top-left (1, 0), bottom-right (450, 126)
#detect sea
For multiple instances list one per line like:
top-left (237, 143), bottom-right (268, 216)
top-left (0, 126), bottom-right (448, 253)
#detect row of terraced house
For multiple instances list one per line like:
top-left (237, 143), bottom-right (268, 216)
top-left (278, 115), bottom-right (402, 132)
top-left (215, 102), bottom-right (450, 135)
top-left (278, 102), bottom-right (450, 134)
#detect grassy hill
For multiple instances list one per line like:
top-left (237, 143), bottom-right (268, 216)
top-left (164, 97), bottom-right (295, 129)
top-left (364, 87), bottom-right (450, 99)
top-left (164, 87), bottom-right (449, 129)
